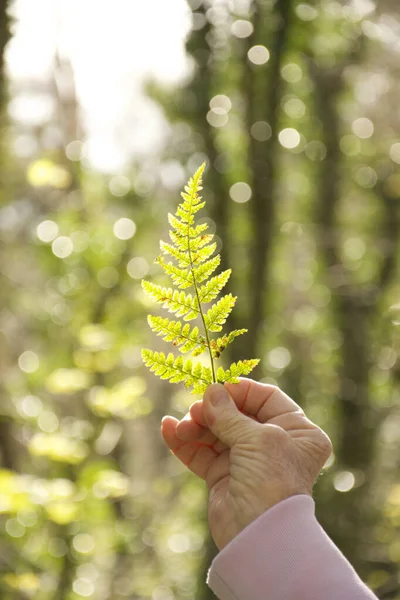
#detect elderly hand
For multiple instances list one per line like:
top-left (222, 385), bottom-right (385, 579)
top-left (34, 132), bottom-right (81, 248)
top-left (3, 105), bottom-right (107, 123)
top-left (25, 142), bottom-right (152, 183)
top-left (161, 378), bottom-right (332, 551)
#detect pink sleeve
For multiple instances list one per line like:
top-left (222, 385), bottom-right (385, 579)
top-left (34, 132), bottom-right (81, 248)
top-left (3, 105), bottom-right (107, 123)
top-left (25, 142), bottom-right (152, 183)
top-left (206, 494), bottom-right (377, 600)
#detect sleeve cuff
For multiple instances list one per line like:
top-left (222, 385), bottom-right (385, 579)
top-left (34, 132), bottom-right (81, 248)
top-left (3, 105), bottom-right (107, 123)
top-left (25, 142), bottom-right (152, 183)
top-left (206, 494), bottom-right (377, 600)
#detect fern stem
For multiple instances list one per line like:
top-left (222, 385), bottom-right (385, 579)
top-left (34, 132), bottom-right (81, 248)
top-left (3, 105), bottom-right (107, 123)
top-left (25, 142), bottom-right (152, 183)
top-left (194, 283), bottom-right (216, 383)
top-left (187, 177), bottom-right (216, 384)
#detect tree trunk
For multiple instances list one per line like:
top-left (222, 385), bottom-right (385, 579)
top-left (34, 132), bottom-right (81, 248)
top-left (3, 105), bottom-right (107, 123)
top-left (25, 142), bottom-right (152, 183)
top-left (310, 58), bottom-right (400, 576)
top-left (231, 0), bottom-right (293, 372)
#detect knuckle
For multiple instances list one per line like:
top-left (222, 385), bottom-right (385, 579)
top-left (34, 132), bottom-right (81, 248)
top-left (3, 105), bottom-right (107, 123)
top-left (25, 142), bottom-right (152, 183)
top-left (318, 431), bottom-right (333, 460)
top-left (189, 400), bottom-right (202, 419)
top-left (220, 414), bottom-right (247, 438)
top-left (258, 424), bottom-right (287, 447)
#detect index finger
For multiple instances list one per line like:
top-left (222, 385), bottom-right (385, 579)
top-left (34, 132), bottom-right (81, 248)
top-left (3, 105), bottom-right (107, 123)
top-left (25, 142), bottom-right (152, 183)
top-left (189, 378), bottom-right (302, 428)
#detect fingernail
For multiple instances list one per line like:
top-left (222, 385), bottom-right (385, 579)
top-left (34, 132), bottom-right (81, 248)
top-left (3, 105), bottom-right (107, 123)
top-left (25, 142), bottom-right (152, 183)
top-left (161, 416), bottom-right (169, 424)
top-left (210, 385), bottom-right (229, 407)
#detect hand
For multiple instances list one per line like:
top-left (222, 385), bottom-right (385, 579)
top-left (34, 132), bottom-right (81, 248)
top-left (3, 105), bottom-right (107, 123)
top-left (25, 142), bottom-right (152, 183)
top-left (161, 378), bottom-right (332, 551)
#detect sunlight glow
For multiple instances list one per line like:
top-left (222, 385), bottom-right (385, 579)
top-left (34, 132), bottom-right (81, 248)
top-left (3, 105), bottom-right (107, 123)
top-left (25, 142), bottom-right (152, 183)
top-left (7, 0), bottom-right (191, 172)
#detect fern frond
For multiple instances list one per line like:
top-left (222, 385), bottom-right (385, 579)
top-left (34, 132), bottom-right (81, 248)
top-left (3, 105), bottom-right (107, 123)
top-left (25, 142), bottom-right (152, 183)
top-left (204, 294), bottom-right (237, 332)
top-left (193, 255), bottom-right (221, 284)
top-left (190, 233), bottom-right (215, 252)
top-left (191, 242), bottom-right (217, 265)
top-left (168, 214), bottom-right (209, 239)
top-left (141, 349), bottom-right (212, 395)
top-left (160, 239), bottom-right (216, 267)
top-left (159, 241), bottom-right (191, 267)
top-left (210, 329), bottom-right (248, 358)
top-left (179, 199), bottom-right (205, 215)
top-left (141, 162), bottom-right (260, 394)
top-left (198, 269), bottom-right (231, 303)
top-left (147, 316), bottom-right (207, 356)
top-left (155, 256), bottom-right (193, 289)
top-left (216, 359), bottom-right (261, 384)
top-left (169, 229), bottom-right (214, 253)
top-left (141, 281), bottom-right (199, 320)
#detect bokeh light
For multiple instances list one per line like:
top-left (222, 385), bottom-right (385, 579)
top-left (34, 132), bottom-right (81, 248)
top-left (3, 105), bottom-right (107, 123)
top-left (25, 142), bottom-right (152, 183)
top-left (247, 45), bottom-right (270, 65)
top-left (109, 175), bottom-right (131, 196)
top-left (206, 108), bottom-right (229, 128)
top-left (113, 218), bottom-right (137, 240)
top-left (281, 63), bottom-right (302, 83)
top-left (334, 471), bottom-right (356, 493)
top-left (278, 128), bottom-right (301, 149)
top-left (65, 140), bottom-right (84, 161)
top-left (250, 121), bottom-right (272, 141)
top-left (127, 256), bottom-right (149, 279)
top-left (52, 236), bottom-right (74, 258)
top-left (209, 94), bottom-right (232, 113)
top-left (18, 395), bottom-right (43, 418)
top-left (229, 182), bottom-right (252, 203)
top-left (36, 220), bottom-right (59, 242)
top-left (352, 117), bottom-right (374, 139)
top-left (18, 351), bottom-right (39, 373)
top-left (283, 97), bottom-right (306, 119)
top-left (296, 3), bottom-right (318, 21)
top-left (267, 347), bottom-right (291, 370)
top-left (231, 19), bottom-right (254, 38)
top-left (390, 142), bottom-right (400, 164)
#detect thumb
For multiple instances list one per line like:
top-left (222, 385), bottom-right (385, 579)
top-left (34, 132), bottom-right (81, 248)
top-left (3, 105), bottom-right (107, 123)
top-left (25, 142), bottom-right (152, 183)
top-left (203, 383), bottom-right (260, 447)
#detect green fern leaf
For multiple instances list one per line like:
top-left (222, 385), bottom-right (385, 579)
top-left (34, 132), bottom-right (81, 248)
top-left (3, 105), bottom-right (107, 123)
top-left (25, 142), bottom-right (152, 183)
top-left (168, 214), bottom-right (208, 239)
top-left (191, 242), bottom-right (217, 265)
top-left (193, 255), bottom-right (221, 284)
top-left (141, 349), bottom-right (213, 394)
top-left (147, 315), bottom-right (207, 356)
top-left (141, 281), bottom-right (199, 320)
top-left (190, 233), bottom-right (215, 251)
top-left (198, 269), bottom-right (232, 303)
top-left (217, 359), bottom-right (261, 384)
top-left (204, 294), bottom-right (237, 332)
top-left (141, 162), bottom-right (260, 394)
top-left (169, 229), bottom-right (213, 254)
top-left (211, 329), bottom-right (248, 358)
top-left (159, 241), bottom-right (191, 267)
top-left (154, 256), bottom-right (193, 289)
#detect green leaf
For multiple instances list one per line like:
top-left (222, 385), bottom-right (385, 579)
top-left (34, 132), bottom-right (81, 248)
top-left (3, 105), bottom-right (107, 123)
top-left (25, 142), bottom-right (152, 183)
top-left (159, 241), bottom-right (191, 267)
top-left (155, 256), bottom-right (193, 289)
top-left (141, 163), bottom-right (260, 395)
top-left (204, 294), bottom-right (237, 332)
top-left (147, 315), bottom-right (207, 355)
top-left (219, 359), bottom-right (260, 383)
top-left (191, 242), bottom-right (217, 265)
top-left (216, 366), bottom-right (226, 382)
top-left (193, 255), bottom-right (221, 284)
top-left (211, 329), bottom-right (248, 358)
top-left (198, 269), bottom-right (231, 303)
top-left (141, 349), bottom-right (213, 392)
top-left (141, 280), bottom-right (199, 320)
top-left (168, 214), bottom-right (209, 239)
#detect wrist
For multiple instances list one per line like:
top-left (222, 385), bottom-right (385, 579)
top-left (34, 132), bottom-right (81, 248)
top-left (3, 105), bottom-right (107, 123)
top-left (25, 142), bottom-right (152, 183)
top-left (239, 487), bottom-right (312, 531)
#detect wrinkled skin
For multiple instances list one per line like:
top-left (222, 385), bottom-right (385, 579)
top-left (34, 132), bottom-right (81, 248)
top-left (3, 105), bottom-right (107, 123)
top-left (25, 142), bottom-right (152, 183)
top-left (161, 378), bottom-right (332, 550)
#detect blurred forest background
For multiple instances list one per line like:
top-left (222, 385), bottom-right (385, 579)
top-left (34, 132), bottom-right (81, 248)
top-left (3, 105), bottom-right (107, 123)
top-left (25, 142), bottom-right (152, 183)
top-left (1, 0), bottom-right (400, 598)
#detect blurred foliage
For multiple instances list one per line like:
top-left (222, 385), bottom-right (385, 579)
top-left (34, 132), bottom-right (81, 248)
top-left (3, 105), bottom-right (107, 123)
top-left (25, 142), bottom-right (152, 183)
top-left (1, 0), bottom-right (400, 599)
